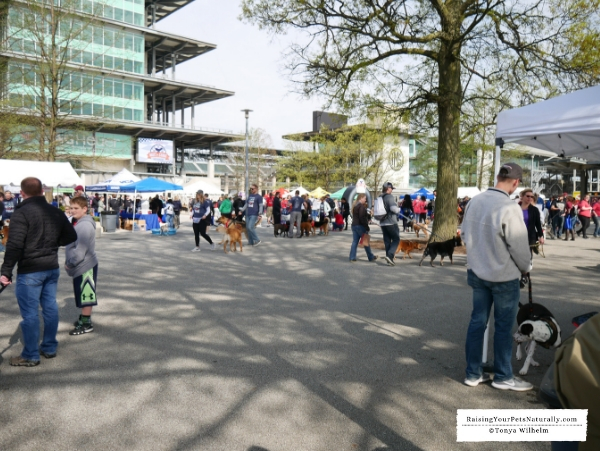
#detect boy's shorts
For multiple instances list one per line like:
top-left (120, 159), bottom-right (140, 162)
top-left (73, 265), bottom-right (98, 308)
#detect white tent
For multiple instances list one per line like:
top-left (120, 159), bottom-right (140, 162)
top-left (0, 159), bottom-right (83, 187)
top-left (457, 187), bottom-right (481, 199)
top-left (184, 179), bottom-right (224, 197)
top-left (289, 186), bottom-right (310, 196)
top-left (86, 169), bottom-right (140, 192)
top-left (496, 86), bottom-right (600, 162)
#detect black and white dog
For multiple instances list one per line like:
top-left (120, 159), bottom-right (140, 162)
top-left (513, 302), bottom-right (562, 375)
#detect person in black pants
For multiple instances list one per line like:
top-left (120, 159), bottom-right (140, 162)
top-left (272, 192), bottom-right (281, 225)
top-left (341, 197), bottom-right (350, 230)
top-left (190, 190), bottom-right (215, 252)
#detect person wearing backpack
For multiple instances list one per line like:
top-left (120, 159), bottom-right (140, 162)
top-left (376, 182), bottom-right (400, 266)
top-left (164, 199), bottom-right (175, 229)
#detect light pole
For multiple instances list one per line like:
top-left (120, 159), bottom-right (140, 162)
top-left (241, 109), bottom-right (253, 199)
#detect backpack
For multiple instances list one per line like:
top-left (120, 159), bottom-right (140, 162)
top-left (373, 194), bottom-right (390, 221)
top-left (165, 203), bottom-right (174, 215)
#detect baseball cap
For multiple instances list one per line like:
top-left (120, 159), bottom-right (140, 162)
top-left (382, 182), bottom-right (395, 190)
top-left (75, 185), bottom-right (84, 191)
top-left (196, 190), bottom-right (204, 195)
top-left (498, 163), bottom-right (523, 181)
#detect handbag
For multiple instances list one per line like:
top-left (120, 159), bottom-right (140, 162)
top-left (358, 233), bottom-right (370, 247)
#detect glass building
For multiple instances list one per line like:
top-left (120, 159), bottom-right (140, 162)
top-left (1, 0), bottom-right (239, 174)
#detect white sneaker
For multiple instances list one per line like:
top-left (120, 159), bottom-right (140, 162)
top-left (491, 377), bottom-right (533, 392)
top-left (464, 373), bottom-right (491, 387)
top-left (210, 243), bottom-right (216, 251)
top-left (191, 247), bottom-right (200, 252)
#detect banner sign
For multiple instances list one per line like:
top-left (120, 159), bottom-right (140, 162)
top-left (137, 138), bottom-right (173, 164)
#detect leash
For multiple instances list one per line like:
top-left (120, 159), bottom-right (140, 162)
top-left (530, 241), bottom-right (545, 258)
top-left (397, 212), bottom-right (445, 243)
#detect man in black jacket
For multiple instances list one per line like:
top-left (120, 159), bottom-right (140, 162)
top-left (1, 177), bottom-right (77, 367)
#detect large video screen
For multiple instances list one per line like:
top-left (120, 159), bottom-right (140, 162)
top-left (137, 138), bottom-right (173, 164)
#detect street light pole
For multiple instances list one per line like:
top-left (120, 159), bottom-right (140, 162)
top-left (241, 109), bottom-right (253, 199)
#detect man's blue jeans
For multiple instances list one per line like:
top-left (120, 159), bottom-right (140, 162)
top-left (15, 268), bottom-right (61, 361)
top-left (247, 215), bottom-right (259, 245)
top-left (349, 225), bottom-right (375, 261)
top-left (381, 224), bottom-right (400, 261)
top-left (465, 269), bottom-right (520, 382)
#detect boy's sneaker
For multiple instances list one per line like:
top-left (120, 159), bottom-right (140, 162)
top-left (70, 322), bottom-right (94, 336)
top-left (464, 372), bottom-right (491, 387)
top-left (191, 247), bottom-right (200, 252)
top-left (491, 377), bottom-right (533, 392)
top-left (210, 243), bottom-right (216, 251)
top-left (10, 356), bottom-right (40, 367)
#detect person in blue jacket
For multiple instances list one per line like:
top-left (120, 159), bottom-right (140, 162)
top-left (240, 184), bottom-right (263, 246)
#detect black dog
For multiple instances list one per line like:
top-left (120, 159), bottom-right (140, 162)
top-left (419, 235), bottom-right (462, 267)
top-left (274, 222), bottom-right (289, 237)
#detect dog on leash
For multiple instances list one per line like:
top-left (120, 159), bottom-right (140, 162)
top-left (1, 219), bottom-right (9, 246)
top-left (216, 225), bottom-right (243, 253)
top-left (313, 217), bottom-right (329, 236)
top-left (413, 220), bottom-right (430, 239)
top-left (300, 221), bottom-right (313, 237)
top-left (395, 240), bottom-right (423, 260)
top-left (513, 302), bottom-right (561, 375)
top-left (217, 217), bottom-right (248, 240)
top-left (274, 222), bottom-right (289, 237)
top-left (419, 235), bottom-right (462, 267)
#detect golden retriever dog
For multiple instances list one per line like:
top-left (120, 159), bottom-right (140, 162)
top-left (395, 240), bottom-right (423, 260)
top-left (216, 225), bottom-right (243, 253)
top-left (217, 216), bottom-right (248, 240)
top-left (413, 219), bottom-right (430, 239)
top-left (1, 220), bottom-right (9, 246)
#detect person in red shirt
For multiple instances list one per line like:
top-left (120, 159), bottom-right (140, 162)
top-left (592, 198), bottom-right (600, 238)
top-left (332, 209), bottom-right (344, 231)
top-left (576, 194), bottom-right (593, 239)
top-left (265, 192), bottom-right (274, 226)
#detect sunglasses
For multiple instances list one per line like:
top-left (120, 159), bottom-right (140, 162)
top-left (524, 195), bottom-right (534, 199)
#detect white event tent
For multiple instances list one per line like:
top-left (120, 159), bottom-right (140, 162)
top-left (0, 159), bottom-right (83, 189)
top-left (495, 85), bottom-right (600, 174)
top-left (184, 179), bottom-right (224, 197)
top-left (86, 169), bottom-right (140, 192)
top-left (289, 186), bottom-right (310, 196)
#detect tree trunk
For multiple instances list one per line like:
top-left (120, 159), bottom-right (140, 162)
top-left (431, 41), bottom-right (462, 242)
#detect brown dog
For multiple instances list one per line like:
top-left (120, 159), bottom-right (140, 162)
top-left (1, 220), bottom-right (9, 246)
top-left (217, 217), bottom-right (248, 240)
top-left (413, 220), bottom-right (430, 239)
top-left (216, 225), bottom-right (243, 253)
top-left (395, 240), bottom-right (423, 260)
top-left (300, 221), bottom-right (313, 236)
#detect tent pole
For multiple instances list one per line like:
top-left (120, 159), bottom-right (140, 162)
top-left (132, 189), bottom-right (136, 233)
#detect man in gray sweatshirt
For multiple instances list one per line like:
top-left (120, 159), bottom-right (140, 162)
top-left (461, 163), bottom-right (533, 391)
top-left (379, 182), bottom-right (400, 266)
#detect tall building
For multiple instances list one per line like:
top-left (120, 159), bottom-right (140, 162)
top-left (1, 0), bottom-right (240, 183)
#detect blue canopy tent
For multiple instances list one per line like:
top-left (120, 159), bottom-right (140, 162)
top-left (410, 187), bottom-right (434, 200)
top-left (119, 178), bottom-right (183, 232)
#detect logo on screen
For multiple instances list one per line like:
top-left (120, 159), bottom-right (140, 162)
top-left (147, 143), bottom-right (170, 162)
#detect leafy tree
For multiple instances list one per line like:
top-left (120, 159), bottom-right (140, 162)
top-left (241, 0), bottom-right (600, 240)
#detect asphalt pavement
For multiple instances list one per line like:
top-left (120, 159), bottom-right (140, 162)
top-left (1, 218), bottom-right (598, 451)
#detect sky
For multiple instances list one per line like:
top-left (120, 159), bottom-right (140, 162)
top-left (157, 1), bottom-right (325, 149)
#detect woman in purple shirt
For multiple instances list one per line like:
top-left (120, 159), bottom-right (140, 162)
top-left (519, 189), bottom-right (544, 254)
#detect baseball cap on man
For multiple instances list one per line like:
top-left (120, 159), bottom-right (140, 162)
top-left (75, 185), bottom-right (84, 191)
top-left (382, 182), bottom-right (396, 190)
top-left (498, 163), bottom-right (523, 181)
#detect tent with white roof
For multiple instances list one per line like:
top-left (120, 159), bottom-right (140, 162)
top-left (0, 159), bottom-right (82, 188)
top-left (184, 179), bottom-right (224, 197)
top-left (86, 169), bottom-right (141, 192)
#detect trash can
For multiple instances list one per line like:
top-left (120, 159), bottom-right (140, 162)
top-left (100, 211), bottom-right (117, 233)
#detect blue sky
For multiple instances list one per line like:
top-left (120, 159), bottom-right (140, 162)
top-left (157, 1), bottom-right (325, 148)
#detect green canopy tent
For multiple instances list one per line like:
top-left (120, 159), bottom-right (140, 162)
top-left (329, 187), bottom-right (348, 200)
